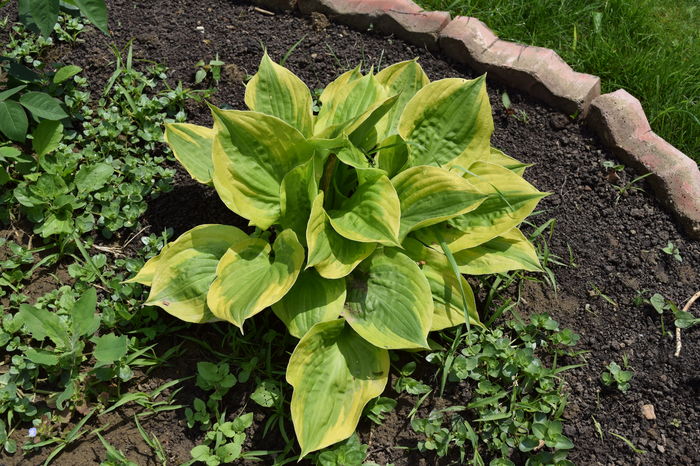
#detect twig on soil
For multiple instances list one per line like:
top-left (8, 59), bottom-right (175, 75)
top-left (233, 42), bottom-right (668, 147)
top-left (92, 244), bottom-right (126, 257)
top-left (122, 226), bottom-right (148, 249)
top-left (675, 290), bottom-right (700, 357)
top-left (253, 7), bottom-right (274, 16)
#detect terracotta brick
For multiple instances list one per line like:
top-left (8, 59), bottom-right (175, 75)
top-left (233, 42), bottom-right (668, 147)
top-left (588, 90), bottom-right (700, 238)
top-left (298, 0), bottom-right (451, 50)
top-left (439, 16), bottom-right (600, 117)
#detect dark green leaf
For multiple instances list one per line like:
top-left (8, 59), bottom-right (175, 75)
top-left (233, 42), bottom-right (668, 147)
top-left (25, 347), bottom-right (60, 365)
top-left (53, 65), bottom-right (83, 84)
top-left (0, 85), bottom-right (27, 102)
top-left (17, 304), bottom-right (70, 348)
top-left (93, 333), bottom-right (128, 364)
top-left (0, 100), bottom-right (28, 142)
top-left (71, 288), bottom-right (100, 337)
top-left (72, 0), bottom-right (109, 34)
top-left (19, 92), bottom-right (68, 120)
top-left (31, 120), bottom-right (63, 156)
top-left (28, 0), bottom-right (60, 37)
top-left (74, 163), bottom-right (114, 193)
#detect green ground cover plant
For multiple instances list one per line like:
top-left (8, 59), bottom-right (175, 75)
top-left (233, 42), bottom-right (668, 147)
top-left (419, 0), bottom-right (700, 163)
top-left (133, 53), bottom-right (549, 456)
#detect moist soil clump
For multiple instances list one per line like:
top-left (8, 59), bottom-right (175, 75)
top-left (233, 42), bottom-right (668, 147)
top-left (1, 1), bottom-right (698, 464)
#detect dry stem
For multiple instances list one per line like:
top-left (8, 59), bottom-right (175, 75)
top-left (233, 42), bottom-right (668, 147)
top-left (675, 290), bottom-right (700, 357)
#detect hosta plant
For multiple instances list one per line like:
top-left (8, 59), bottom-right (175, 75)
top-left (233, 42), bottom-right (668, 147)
top-left (129, 54), bottom-right (547, 456)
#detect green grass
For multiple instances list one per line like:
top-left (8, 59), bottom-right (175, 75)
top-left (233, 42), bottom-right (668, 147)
top-left (418, 0), bottom-right (700, 163)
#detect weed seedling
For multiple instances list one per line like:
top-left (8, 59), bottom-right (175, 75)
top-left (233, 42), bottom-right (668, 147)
top-left (661, 241), bottom-right (682, 262)
top-left (501, 91), bottom-right (529, 123)
top-left (195, 54), bottom-right (225, 85)
top-left (600, 361), bottom-right (633, 392)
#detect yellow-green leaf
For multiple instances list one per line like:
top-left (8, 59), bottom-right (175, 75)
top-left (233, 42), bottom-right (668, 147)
top-left (207, 229), bottom-right (305, 329)
top-left (328, 169), bottom-right (401, 246)
top-left (164, 123), bottom-right (215, 185)
top-left (399, 75), bottom-right (493, 169)
top-left (210, 107), bottom-right (313, 229)
top-left (402, 238), bottom-right (482, 330)
top-left (375, 134), bottom-right (408, 178)
top-left (455, 228), bottom-right (542, 275)
top-left (245, 52), bottom-right (314, 137)
top-left (287, 319), bottom-right (388, 457)
top-left (272, 269), bottom-right (346, 338)
top-left (123, 242), bottom-right (173, 286)
top-left (417, 161), bottom-right (547, 251)
top-left (392, 165), bottom-right (486, 242)
top-left (314, 72), bottom-right (385, 136)
top-left (306, 192), bottom-right (376, 279)
top-left (487, 146), bottom-right (529, 175)
top-left (279, 158), bottom-right (317, 243)
top-left (374, 59), bottom-right (429, 141)
top-left (343, 248), bottom-right (433, 349)
top-left (144, 225), bottom-right (249, 323)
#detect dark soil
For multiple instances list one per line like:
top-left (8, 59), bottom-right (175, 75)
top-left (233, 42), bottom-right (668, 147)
top-left (1, 0), bottom-right (698, 465)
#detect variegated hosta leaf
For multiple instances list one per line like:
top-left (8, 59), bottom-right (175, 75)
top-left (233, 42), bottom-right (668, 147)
top-left (279, 159), bottom-right (317, 243)
top-left (328, 168), bottom-right (401, 247)
top-left (272, 269), bottom-right (346, 338)
top-left (392, 165), bottom-right (486, 242)
top-left (335, 141), bottom-right (370, 169)
top-left (488, 146), bottom-right (530, 175)
top-left (314, 72), bottom-right (385, 136)
top-left (375, 134), bottom-right (408, 178)
top-left (344, 94), bottom-right (399, 150)
top-left (455, 227), bottom-right (542, 275)
top-left (207, 229), bottom-right (305, 330)
top-left (343, 248), bottom-right (433, 349)
top-left (317, 65), bottom-right (362, 110)
top-left (244, 52), bottom-right (314, 137)
top-left (399, 75), bottom-right (493, 169)
top-left (287, 319), bottom-right (389, 457)
top-left (374, 59), bottom-right (430, 141)
top-left (144, 225), bottom-right (249, 323)
top-left (402, 238), bottom-right (481, 331)
top-left (306, 192), bottom-right (376, 279)
top-left (416, 161), bottom-right (547, 251)
top-left (210, 107), bottom-right (313, 229)
top-left (164, 123), bottom-right (215, 185)
top-left (124, 242), bottom-right (173, 286)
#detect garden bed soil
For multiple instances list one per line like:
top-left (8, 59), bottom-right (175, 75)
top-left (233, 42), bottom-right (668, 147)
top-left (1, 0), bottom-right (699, 464)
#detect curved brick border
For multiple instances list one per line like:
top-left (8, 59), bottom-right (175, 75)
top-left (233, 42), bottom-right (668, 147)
top-left (249, 0), bottom-right (700, 239)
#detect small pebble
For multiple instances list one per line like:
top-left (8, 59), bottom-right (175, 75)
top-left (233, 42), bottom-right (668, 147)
top-left (641, 404), bottom-right (656, 420)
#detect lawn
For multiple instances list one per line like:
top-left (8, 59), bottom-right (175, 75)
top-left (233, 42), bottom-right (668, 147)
top-left (418, 0), bottom-right (700, 163)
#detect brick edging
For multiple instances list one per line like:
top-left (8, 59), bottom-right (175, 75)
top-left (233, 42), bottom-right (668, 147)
top-left (250, 0), bottom-right (700, 239)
